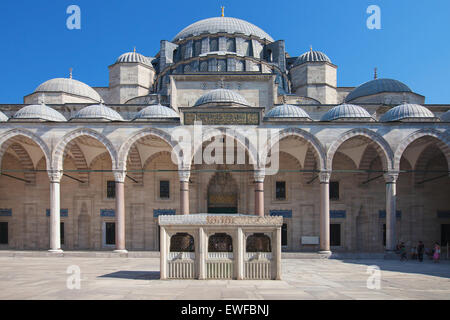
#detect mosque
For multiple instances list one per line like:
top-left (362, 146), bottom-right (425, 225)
top-left (0, 12), bottom-right (449, 256)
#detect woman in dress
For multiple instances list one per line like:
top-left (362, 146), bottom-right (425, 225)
top-left (433, 242), bottom-right (441, 263)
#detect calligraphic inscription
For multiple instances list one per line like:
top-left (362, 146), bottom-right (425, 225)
top-left (205, 216), bottom-right (283, 225)
top-left (208, 194), bottom-right (237, 206)
top-left (184, 112), bottom-right (260, 125)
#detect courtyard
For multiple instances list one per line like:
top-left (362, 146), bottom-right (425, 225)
top-left (0, 256), bottom-right (448, 300)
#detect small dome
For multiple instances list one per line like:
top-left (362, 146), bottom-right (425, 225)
top-left (133, 104), bottom-right (179, 120)
top-left (380, 104), bottom-right (436, 122)
top-left (321, 104), bottom-right (373, 122)
top-left (12, 103), bottom-right (66, 122)
top-left (35, 78), bottom-right (101, 102)
top-left (265, 104), bottom-right (311, 120)
top-left (72, 103), bottom-right (123, 121)
top-left (0, 111), bottom-right (8, 122)
top-left (116, 51), bottom-right (153, 67)
top-left (440, 110), bottom-right (450, 122)
top-left (194, 89), bottom-right (250, 107)
top-left (294, 49), bottom-right (331, 66)
top-left (345, 79), bottom-right (412, 102)
top-left (173, 17), bottom-right (274, 42)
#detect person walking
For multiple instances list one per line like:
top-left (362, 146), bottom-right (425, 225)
top-left (433, 242), bottom-right (441, 263)
top-left (399, 242), bottom-right (408, 261)
top-left (417, 241), bottom-right (424, 262)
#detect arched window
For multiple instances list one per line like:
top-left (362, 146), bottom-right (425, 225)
top-left (217, 60), bottom-right (226, 72)
top-left (208, 233), bottom-right (233, 252)
top-left (236, 60), bottom-right (244, 72)
top-left (200, 61), bottom-right (208, 72)
top-left (246, 233), bottom-right (271, 252)
top-left (194, 41), bottom-right (202, 56)
top-left (227, 38), bottom-right (236, 52)
top-left (210, 38), bottom-right (218, 51)
top-left (170, 233), bottom-right (194, 252)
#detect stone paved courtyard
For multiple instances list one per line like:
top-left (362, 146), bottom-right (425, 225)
top-left (0, 256), bottom-right (448, 300)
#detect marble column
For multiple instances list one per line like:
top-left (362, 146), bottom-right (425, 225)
top-left (254, 170), bottom-right (265, 217)
top-left (160, 226), bottom-right (168, 280)
top-left (274, 227), bottom-right (282, 280)
top-left (198, 227), bottom-right (206, 280)
top-left (384, 172), bottom-right (399, 252)
top-left (236, 228), bottom-right (244, 280)
top-left (114, 171), bottom-right (127, 253)
top-left (319, 171), bottom-right (331, 253)
top-left (48, 171), bottom-right (63, 253)
top-left (179, 169), bottom-right (190, 215)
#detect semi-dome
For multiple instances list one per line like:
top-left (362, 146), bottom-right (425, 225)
top-left (133, 104), bottom-right (179, 120)
top-left (440, 110), bottom-right (450, 122)
top-left (321, 104), bottom-right (373, 122)
top-left (345, 78), bottom-right (412, 102)
top-left (194, 89), bottom-right (250, 107)
top-left (294, 49), bottom-right (331, 66)
top-left (265, 104), bottom-right (311, 120)
top-left (72, 103), bottom-right (123, 121)
top-left (380, 103), bottom-right (436, 122)
top-left (35, 78), bottom-right (101, 102)
top-left (173, 17), bottom-right (274, 42)
top-left (0, 111), bottom-right (8, 122)
top-left (11, 103), bottom-right (66, 122)
top-left (116, 51), bottom-right (153, 67)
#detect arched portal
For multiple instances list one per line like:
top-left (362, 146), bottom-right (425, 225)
top-left (395, 133), bottom-right (450, 249)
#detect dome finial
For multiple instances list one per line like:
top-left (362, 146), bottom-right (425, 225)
top-left (133, 46), bottom-right (136, 53)
top-left (374, 67), bottom-right (378, 80)
top-left (221, 6), bottom-right (225, 17)
top-left (69, 67), bottom-right (73, 79)
top-left (310, 45), bottom-right (313, 51)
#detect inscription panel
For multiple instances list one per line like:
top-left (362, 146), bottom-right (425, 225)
top-left (184, 112), bottom-right (259, 125)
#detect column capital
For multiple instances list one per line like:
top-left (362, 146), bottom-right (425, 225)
top-left (113, 170), bottom-right (126, 183)
top-left (319, 171), bottom-right (332, 184)
top-left (48, 170), bottom-right (62, 183)
top-left (384, 172), bottom-right (399, 184)
top-left (254, 169), bottom-right (265, 183)
top-left (179, 167), bottom-right (191, 182)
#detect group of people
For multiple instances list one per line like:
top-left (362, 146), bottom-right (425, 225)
top-left (397, 241), bottom-right (441, 263)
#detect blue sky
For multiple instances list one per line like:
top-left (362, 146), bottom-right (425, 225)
top-left (0, 0), bottom-right (449, 104)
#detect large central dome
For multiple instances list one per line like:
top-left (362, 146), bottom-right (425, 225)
top-left (173, 17), bottom-right (274, 42)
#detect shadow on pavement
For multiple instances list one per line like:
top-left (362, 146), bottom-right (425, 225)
top-left (338, 259), bottom-right (450, 279)
top-left (99, 270), bottom-right (160, 280)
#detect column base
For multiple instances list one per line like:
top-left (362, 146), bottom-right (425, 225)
top-left (48, 249), bottom-right (64, 254)
top-left (318, 250), bottom-right (332, 255)
top-left (113, 249), bottom-right (128, 254)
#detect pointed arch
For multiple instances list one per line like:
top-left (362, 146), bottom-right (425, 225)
top-left (118, 128), bottom-right (182, 171)
top-left (262, 128), bottom-right (326, 171)
top-left (52, 128), bottom-right (118, 171)
top-left (189, 127), bottom-right (259, 172)
top-left (393, 129), bottom-right (450, 172)
top-left (0, 129), bottom-right (51, 170)
top-left (327, 128), bottom-right (394, 171)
